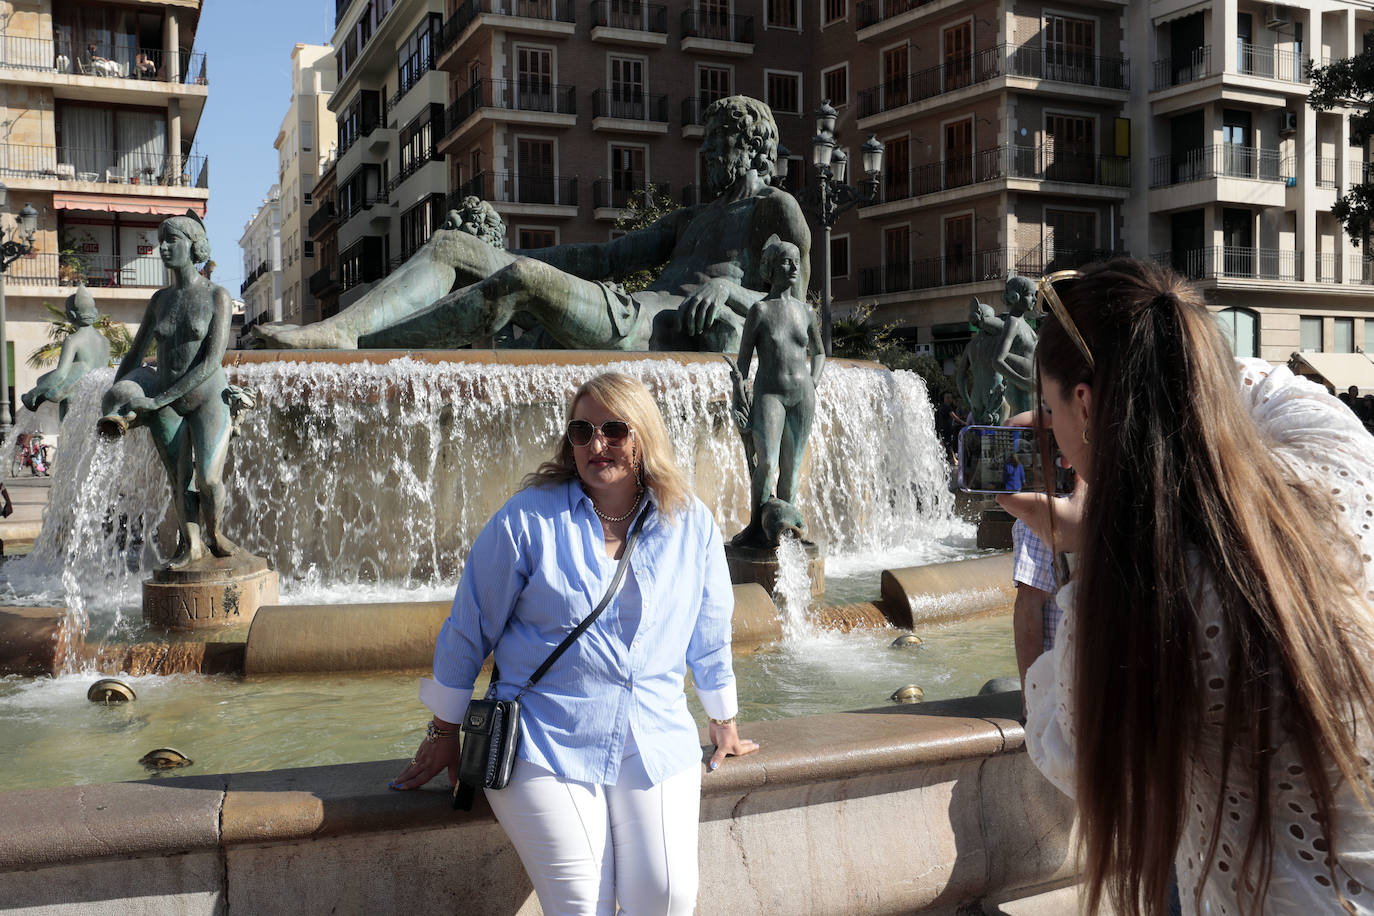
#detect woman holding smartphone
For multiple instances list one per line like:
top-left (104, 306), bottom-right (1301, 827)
top-left (1001, 258), bottom-right (1374, 915)
top-left (392, 371), bottom-right (758, 915)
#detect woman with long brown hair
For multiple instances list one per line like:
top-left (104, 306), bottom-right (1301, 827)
top-left (1001, 258), bottom-right (1374, 914)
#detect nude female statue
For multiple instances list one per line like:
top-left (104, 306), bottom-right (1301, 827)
top-left (21, 284), bottom-right (110, 420)
top-left (100, 214), bottom-right (243, 568)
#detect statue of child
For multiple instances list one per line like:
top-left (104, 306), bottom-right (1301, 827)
top-left (21, 284), bottom-right (111, 420)
top-left (733, 233), bottom-right (825, 547)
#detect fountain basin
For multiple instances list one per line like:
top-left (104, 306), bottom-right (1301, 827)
top-left (0, 691), bottom-right (1077, 915)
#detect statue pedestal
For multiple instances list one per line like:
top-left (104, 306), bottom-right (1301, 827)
top-left (724, 540), bottom-right (825, 599)
top-left (143, 554), bottom-right (279, 631)
top-left (975, 504), bottom-right (1015, 550)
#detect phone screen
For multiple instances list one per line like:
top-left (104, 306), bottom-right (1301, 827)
top-left (956, 425), bottom-right (1074, 495)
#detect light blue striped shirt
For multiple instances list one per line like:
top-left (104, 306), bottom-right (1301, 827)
top-left (421, 478), bottom-right (738, 787)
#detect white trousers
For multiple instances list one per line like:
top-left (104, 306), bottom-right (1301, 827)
top-left (485, 752), bottom-right (702, 916)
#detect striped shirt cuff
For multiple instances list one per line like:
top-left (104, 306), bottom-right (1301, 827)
top-left (419, 677), bottom-right (472, 725)
top-left (694, 680), bottom-right (738, 722)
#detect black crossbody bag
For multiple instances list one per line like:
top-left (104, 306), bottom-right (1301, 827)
top-left (453, 511), bottom-right (647, 811)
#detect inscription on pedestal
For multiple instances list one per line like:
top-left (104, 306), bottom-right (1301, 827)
top-left (143, 559), bottom-right (279, 631)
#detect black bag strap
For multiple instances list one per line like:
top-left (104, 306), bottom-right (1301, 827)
top-left (499, 508), bottom-right (649, 698)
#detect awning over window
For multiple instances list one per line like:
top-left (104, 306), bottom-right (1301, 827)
top-left (1154, 1), bottom-right (1210, 26)
top-left (1288, 351), bottom-right (1374, 395)
top-left (52, 193), bottom-right (206, 217)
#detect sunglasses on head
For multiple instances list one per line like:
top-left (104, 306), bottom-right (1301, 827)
top-left (566, 419), bottom-right (633, 447)
top-left (1035, 269), bottom-right (1092, 371)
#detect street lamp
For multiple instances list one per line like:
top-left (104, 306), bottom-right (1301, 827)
top-left (0, 182), bottom-right (39, 433)
top-left (795, 101), bottom-right (884, 356)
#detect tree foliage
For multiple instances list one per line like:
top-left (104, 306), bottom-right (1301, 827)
top-left (830, 303), bottom-right (958, 405)
top-left (1310, 51), bottom-right (1374, 243)
top-left (611, 183), bottom-right (679, 293)
top-left (27, 302), bottom-right (134, 369)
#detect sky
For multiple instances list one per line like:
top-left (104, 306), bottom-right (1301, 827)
top-left (195, 1), bottom-right (337, 293)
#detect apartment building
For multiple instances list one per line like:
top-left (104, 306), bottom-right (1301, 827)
top-left (237, 184), bottom-right (281, 345)
top-left (304, 0), bottom-right (1374, 367)
top-left (311, 0), bottom-right (450, 311)
top-left (308, 147), bottom-right (342, 319)
top-left (1130, 0), bottom-right (1374, 364)
top-left (0, 0), bottom-right (208, 425)
top-left (274, 43), bottom-right (338, 327)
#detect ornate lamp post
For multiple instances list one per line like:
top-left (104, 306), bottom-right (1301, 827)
top-left (796, 100), bottom-right (884, 356)
top-left (0, 183), bottom-right (39, 433)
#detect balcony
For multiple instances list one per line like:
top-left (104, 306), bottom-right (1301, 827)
top-left (679, 10), bottom-right (753, 55)
top-left (240, 259), bottom-right (271, 295)
top-left (1352, 161), bottom-right (1371, 188)
top-left (680, 95), bottom-right (716, 138)
top-left (308, 201), bottom-right (339, 238)
top-left (0, 144), bottom-right (209, 189)
top-left (5, 251), bottom-right (169, 289)
top-left (592, 90), bottom-right (669, 133)
top-left (590, 1), bottom-right (668, 46)
top-left (441, 79), bottom-right (577, 148)
top-left (0, 36), bottom-right (208, 85)
top-left (439, 0), bottom-right (576, 62)
top-left (391, 52), bottom-right (437, 109)
top-left (1156, 247), bottom-right (1301, 283)
top-left (455, 171), bottom-right (579, 215)
top-left (592, 180), bottom-right (666, 219)
top-left (1317, 157), bottom-right (1338, 190)
top-left (388, 146), bottom-right (441, 195)
top-left (1149, 146), bottom-right (1288, 187)
top-left (857, 43), bottom-right (1128, 121)
top-left (1152, 47), bottom-right (1213, 91)
top-left (868, 145), bottom-right (1129, 211)
top-left (1236, 42), bottom-right (1308, 83)
top-left (858, 246), bottom-right (1124, 297)
top-left (309, 265), bottom-right (339, 297)
top-left (855, 0), bottom-right (938, 31)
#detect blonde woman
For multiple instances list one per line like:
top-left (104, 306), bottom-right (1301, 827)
top-left (1004, 259), bottom-right (1374, 914)
top-left (393, 371), bottom-right (758, 915)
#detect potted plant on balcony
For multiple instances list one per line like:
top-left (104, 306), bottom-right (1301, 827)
top-left (58, 232), bottom-right (89, 286)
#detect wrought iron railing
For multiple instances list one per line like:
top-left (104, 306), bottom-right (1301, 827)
top-left (1151, 46), bottom-right (1212, 91)
top-left (6, 251), bottom-right (170, 288)
top-left (1317, 157), bottom-right (1338, 189)
top-left (1236, 42), bottom-right (1308, 82)
top-left (441, 0), bottom-right (576, 52)
top-left (1156, 247), bottom-right (1301, 282)
top-left (590, 1), bottom-right (668, 32)
top-left (0, 36), bottom-right (208, 84)
top-left (858, 246), bottom-right (1120, 296)
top-left (0, 143), bottom-right (207, 188)
top-left (593, 179), bottom-right (667, 210)
top-left (854, 0), bottom-right (939, 30)
top-left (309, 265), bottom-right (338, 297)
top-left (392, 51), bottom-right (436, 108)
top-left (872, 145), bottom-right (1129, 204)
top-left (1149, 145), bottom-right (1288, 187)
top-left (592, 89), bottom-right (668, 122)
top-left (680, 9), bottom-right (754, 43)
top-left (458, 171), bottom-right (578, 206)
top-left (445, 79), bottom-right (577, 131)
top-left (308, 201), bottom-right (338, 237)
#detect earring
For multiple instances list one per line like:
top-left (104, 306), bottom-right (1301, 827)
top-left (1081, 427), bottom-right (1091, 445)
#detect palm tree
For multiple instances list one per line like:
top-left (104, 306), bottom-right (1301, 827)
top-left (27, 302), bottom-right (134, 369)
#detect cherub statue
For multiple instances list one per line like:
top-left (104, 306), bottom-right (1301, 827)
top-left (990, 275), bottom-right (1038, 415)
top-left (727, 234), bottom-right (824, 548)
top-left (956, 298), bottom-right (1010, 425)
top-left (21, 284), bottom-right (110, 420)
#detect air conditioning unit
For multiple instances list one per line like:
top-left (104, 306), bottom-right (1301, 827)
top-left (1280, 109), bottom-right (1298, 134)
top-left (1266, 4), bottom-right (1291, 29)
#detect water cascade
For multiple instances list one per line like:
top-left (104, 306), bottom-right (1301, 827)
top-left (2, 354), bottom-right (960, 663)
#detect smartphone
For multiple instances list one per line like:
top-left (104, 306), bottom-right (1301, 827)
top-left (955, 425), bottom-right (1074, 495)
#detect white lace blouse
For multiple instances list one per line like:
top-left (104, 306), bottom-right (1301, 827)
top-left (1024, 359), bottom-right (1374, 915)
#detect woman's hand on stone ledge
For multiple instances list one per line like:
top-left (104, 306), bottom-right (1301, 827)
top-left (389, 731), bottom-right (460, 791)
top-left (707, 720), bottom-right (760, 772)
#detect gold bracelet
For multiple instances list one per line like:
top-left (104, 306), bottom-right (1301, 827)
top-left (425, 721), bottom-right (459, 742)
top-left (709, 716), bottom-right (737, 727)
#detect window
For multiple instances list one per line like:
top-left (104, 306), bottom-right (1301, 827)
top-left (609, 56), bottom-right (646, 120)
top-left (883, 46), bottom-right (908, 108)
top-left (304, 192), bottom-right (313, 206)
top-left (883, 225), bottom-right (910, 290)
top-left (517, 47), bottom-right (553, 106)
top-left (1366, 318), bottom-right (1374, 351)
top-left (611, 145), bottom-right (646, 204)
top-left (1045, 14), bottom-right (1095, 83)
top-left (1216, 308), bottom-right (1258, 358)
top-left (302, 120), bottom-right (314, 152)
top-left (765, 71), bottom-right (801, 115)
top-left (821, 64), bottom-right (848, 107)
top-left (785, 156), bottom-right (804, 192)
top-left (517, 138), bottom-right (556, 204)
top-left (304, 240), bottom-right (315, 258)
top-left (942, 23), bottom-right (971, 91)
top-left (699, 65), bottom-right (731, 104)
top-left (1335, 317), bottom-right (1354, 353)
top-left (1300, 316), bottom-right (1323, 352)
top-left (519, 227), bottom-right (557, 248)
top-left (399, 105), bottom-right (441, 180)
top-left (884, 135), bottom-right (909, 199)
top-left (824, 0), bottom-right (846, 24)
top-left (397, 13), bottom-right (441, 94)
top-left (944, 214), bottom-right (973, 284)
top-left (1045, 112), bottom-right (1095, 182)
top-left (944, 118), bottom-right (973, 188)
top-left (1045, 209), bottom-right (1096, 264)
top-left (400, 194), bottom-right (447, 258)
top-left (767, 0), bottom-right (797, 29)
top-left (830, 234), bottom-right (849, 278)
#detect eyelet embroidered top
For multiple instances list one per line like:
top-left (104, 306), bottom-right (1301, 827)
top-left (1024, 359), bottom-right (1374, 915)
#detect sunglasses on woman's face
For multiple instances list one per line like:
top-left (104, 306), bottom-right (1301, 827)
top-left (567, 419), bottom-right (632, 447)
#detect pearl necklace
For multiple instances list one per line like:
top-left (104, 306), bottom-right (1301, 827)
top-left (593, 487), bottom-right (643, 523)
